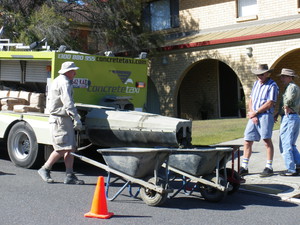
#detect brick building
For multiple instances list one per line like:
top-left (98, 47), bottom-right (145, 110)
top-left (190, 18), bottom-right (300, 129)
top-left (145, 0), bottom-right (300, 120)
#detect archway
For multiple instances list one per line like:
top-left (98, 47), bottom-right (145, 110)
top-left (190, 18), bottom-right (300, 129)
top-left (177, 59), bottom-right (244, 119)
top-left (219, 61), bottom-right (245, 118)
top-left (146, 77), bottom-right (161, 114)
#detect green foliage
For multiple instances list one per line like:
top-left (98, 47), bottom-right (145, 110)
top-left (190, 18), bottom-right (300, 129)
top-left (26, 5), bottom-right (69, 46)
top-left (0, 0), bottom-right (164, 53)
top-left (80, 0), bottom-right (164, 56)
top-left (0, 1), bottom-right (70, 49)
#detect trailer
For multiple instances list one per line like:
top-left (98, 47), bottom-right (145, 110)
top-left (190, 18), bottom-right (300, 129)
top-left (0, 41), bottom-right (192, 168)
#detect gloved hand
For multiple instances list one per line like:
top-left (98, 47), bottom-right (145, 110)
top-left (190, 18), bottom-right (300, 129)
top-left (73, 115), bottom-right (82, 131)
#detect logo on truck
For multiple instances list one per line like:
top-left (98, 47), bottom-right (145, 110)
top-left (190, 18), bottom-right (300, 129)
top-left (112, 70), bottom-right (133, 85)
top-left (77, 70), bottom-right (142, 94)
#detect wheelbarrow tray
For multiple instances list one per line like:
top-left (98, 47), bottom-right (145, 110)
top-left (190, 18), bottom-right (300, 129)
top-left (169, 147), bottom-right (232, 176)
top-left (98, 147), bottom-right (171, 178)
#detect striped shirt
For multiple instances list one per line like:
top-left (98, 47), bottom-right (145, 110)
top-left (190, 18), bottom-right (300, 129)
top-left (250, 78), bottom-right (279, 114)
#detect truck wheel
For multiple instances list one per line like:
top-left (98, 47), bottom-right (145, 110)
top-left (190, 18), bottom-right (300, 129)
top-left (7, 121), bottom-right (44, 169)
top-left (140, 177), bottom-right (168, 206)
top-left (199, 174), bottom-right (227, 202)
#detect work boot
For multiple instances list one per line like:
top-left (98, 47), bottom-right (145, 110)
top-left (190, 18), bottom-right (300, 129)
top-left (260, 167), bottom-right (273, 177)
top-left (239, 167), bottom-right (249, 176)
top-left (64, 173), bottom-right (85, 185)
top-left (38, 167), bottom-right (54, 183)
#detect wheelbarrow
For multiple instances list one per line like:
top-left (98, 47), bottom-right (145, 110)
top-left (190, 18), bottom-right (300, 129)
top-left (165, 145), bottom-right (241, 202)
top-left (72, 147), bottom-right (173, 206)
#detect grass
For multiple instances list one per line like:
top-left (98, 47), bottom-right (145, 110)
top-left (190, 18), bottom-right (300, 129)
top-left (191, 118), bottom-right (280, 145)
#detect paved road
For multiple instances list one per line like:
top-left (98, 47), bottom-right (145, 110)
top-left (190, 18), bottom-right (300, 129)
top-left (1, 148), bottom-right (300, 225)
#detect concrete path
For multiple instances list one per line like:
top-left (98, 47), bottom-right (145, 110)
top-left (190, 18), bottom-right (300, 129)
top-left (221, 130), bottom-right (300, 203)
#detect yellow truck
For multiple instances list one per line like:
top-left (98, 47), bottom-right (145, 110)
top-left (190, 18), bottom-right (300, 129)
top-left (0, 44), bottom-right (192, 169)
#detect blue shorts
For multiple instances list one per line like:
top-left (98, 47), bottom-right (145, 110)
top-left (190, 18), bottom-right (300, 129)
top-left (244, 113), bottom-right (274, 141)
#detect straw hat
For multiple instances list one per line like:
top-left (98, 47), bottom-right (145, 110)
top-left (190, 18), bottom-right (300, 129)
top-left (58, 61), bottom-right (79, 74)
top-left (251, 64), bottom-right (273, 75)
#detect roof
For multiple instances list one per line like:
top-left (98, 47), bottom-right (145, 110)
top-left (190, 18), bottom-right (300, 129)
top-left (162, 16), bottom-right (300, 51)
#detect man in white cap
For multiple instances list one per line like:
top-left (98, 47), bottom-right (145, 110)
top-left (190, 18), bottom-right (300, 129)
top-left (276, 68), bottom-right (300, 176)
top-left (240, 64), bottom-right (279, 177)
top-left (38, 61), bottom-right (84, 184)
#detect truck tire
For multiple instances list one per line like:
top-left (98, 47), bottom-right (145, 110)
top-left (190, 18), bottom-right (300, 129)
top-left (7, 121), bottom-right (44, 169)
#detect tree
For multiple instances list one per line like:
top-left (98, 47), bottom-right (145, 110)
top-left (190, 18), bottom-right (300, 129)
top-left (78, 0), bottom-right (164, 57)
top-left (0, 0), bottom-right (164, 55)
top-left (0, 0), bottom-right (74, 49)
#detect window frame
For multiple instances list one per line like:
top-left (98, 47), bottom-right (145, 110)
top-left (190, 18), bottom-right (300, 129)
top-left (143, 0), bottom-right (179, 32)
top-left (236, 0), bottom-right (258, 22)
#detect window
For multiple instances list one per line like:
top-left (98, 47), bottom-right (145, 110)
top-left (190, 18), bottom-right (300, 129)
top-left (237, 0), bottom-right (257, 18)
top-left (143, 0), bottom-right (179, 31)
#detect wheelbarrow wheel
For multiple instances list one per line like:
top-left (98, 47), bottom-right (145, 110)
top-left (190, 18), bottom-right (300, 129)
top-left (199, 174), bottom-right (227, 202)
top-left (140, 177), bottom-right (168, 206)
top-left (220, 168), bottom-right (241, 195)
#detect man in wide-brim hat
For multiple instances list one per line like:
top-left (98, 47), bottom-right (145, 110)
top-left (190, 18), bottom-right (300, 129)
top-left (38, 61), bottom-right (85, 184)
top-left (276, 68), bottom-right (300, 176)
top-left (251, 63), bottom-right (274, 75)
top-left (240, 64), bottom-right (279, 177)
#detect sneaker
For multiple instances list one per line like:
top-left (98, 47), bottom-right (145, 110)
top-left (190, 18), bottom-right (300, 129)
top-left (239, 167), bottom-right (249, 176)
top-left (38, 167), bottom-right (54, 183)
top-left (64, 173), bottom-right (85, 185)
top-left (279, 170), bottom-right (298, 176)
top-left (260, 167), bottom-right (273, 177)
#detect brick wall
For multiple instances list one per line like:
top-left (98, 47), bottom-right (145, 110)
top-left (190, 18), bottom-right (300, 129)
top-left (150, 39), bottom-right (300, 117)
top-left (179, 0), bottom-right (299, 31)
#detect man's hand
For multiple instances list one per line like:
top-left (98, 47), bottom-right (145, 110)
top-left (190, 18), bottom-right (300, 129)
top-left (251, 116), bottom-right (258, 124)
top-left (284, 106), bottom-right (293, 116)
top-left (247, 111), bottom-right (257, 119)
top-left (73, 115), bottom-right (82, 131)
top-left (247, 111), bottom-right (258, 124)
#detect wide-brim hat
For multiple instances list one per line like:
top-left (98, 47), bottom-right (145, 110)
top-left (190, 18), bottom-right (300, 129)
top-left (58, 61), bottom-right (79, 74)
top-left (277, 68), bottom-right (298, 77)
top-left (251, 64), bottom-right (273, 75)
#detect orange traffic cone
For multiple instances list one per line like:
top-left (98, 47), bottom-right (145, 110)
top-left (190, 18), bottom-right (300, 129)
top-left (84, 176), bottom-right (114, 219)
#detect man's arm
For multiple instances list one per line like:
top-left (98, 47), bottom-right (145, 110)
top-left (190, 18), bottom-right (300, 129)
top-left (248, 100), bottom-right (274, 119)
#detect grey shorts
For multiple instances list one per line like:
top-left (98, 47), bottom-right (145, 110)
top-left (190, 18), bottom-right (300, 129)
top-left (49, 115), bottom-right (76, 151)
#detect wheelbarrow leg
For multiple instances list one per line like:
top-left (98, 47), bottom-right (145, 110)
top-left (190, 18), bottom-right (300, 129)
top-left (106, 172), bottom-right (131, 201)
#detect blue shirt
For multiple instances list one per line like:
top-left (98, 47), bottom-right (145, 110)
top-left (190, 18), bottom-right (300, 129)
top-left (250, 78), bottom-right (279, 114)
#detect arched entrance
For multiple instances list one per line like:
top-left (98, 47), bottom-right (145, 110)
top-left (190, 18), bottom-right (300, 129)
top-left (219, 61), bottom-right (245, 118)
top-left (146, 77), bottom-right (161, 114)
top-left (177, 59), bottom-right (245, 119)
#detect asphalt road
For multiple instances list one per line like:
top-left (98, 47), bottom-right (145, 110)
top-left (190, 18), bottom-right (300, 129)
top-left (1, 148), bottom-right (300, 225)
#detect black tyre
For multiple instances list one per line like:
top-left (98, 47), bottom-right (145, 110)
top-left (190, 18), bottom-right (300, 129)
top-left (140, 177), bottom-right (168, 206)
top-left (221, 168), bottom-right (241, 194)
top-left (199, 174), bottom-right (227, 202)
top-left (7, 121), bottom-right (44, 168)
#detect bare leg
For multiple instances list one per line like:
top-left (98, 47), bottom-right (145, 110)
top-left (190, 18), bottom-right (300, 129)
top-left (263, 138), bottom-right (274, 161)
top-left (64, 150), bottom-right (75, 172)
top-left (243, 140), bottom-right (253, 159)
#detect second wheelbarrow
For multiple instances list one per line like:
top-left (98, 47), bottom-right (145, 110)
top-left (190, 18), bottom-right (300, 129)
top-left (166, 146), bottom-right (239, 202)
